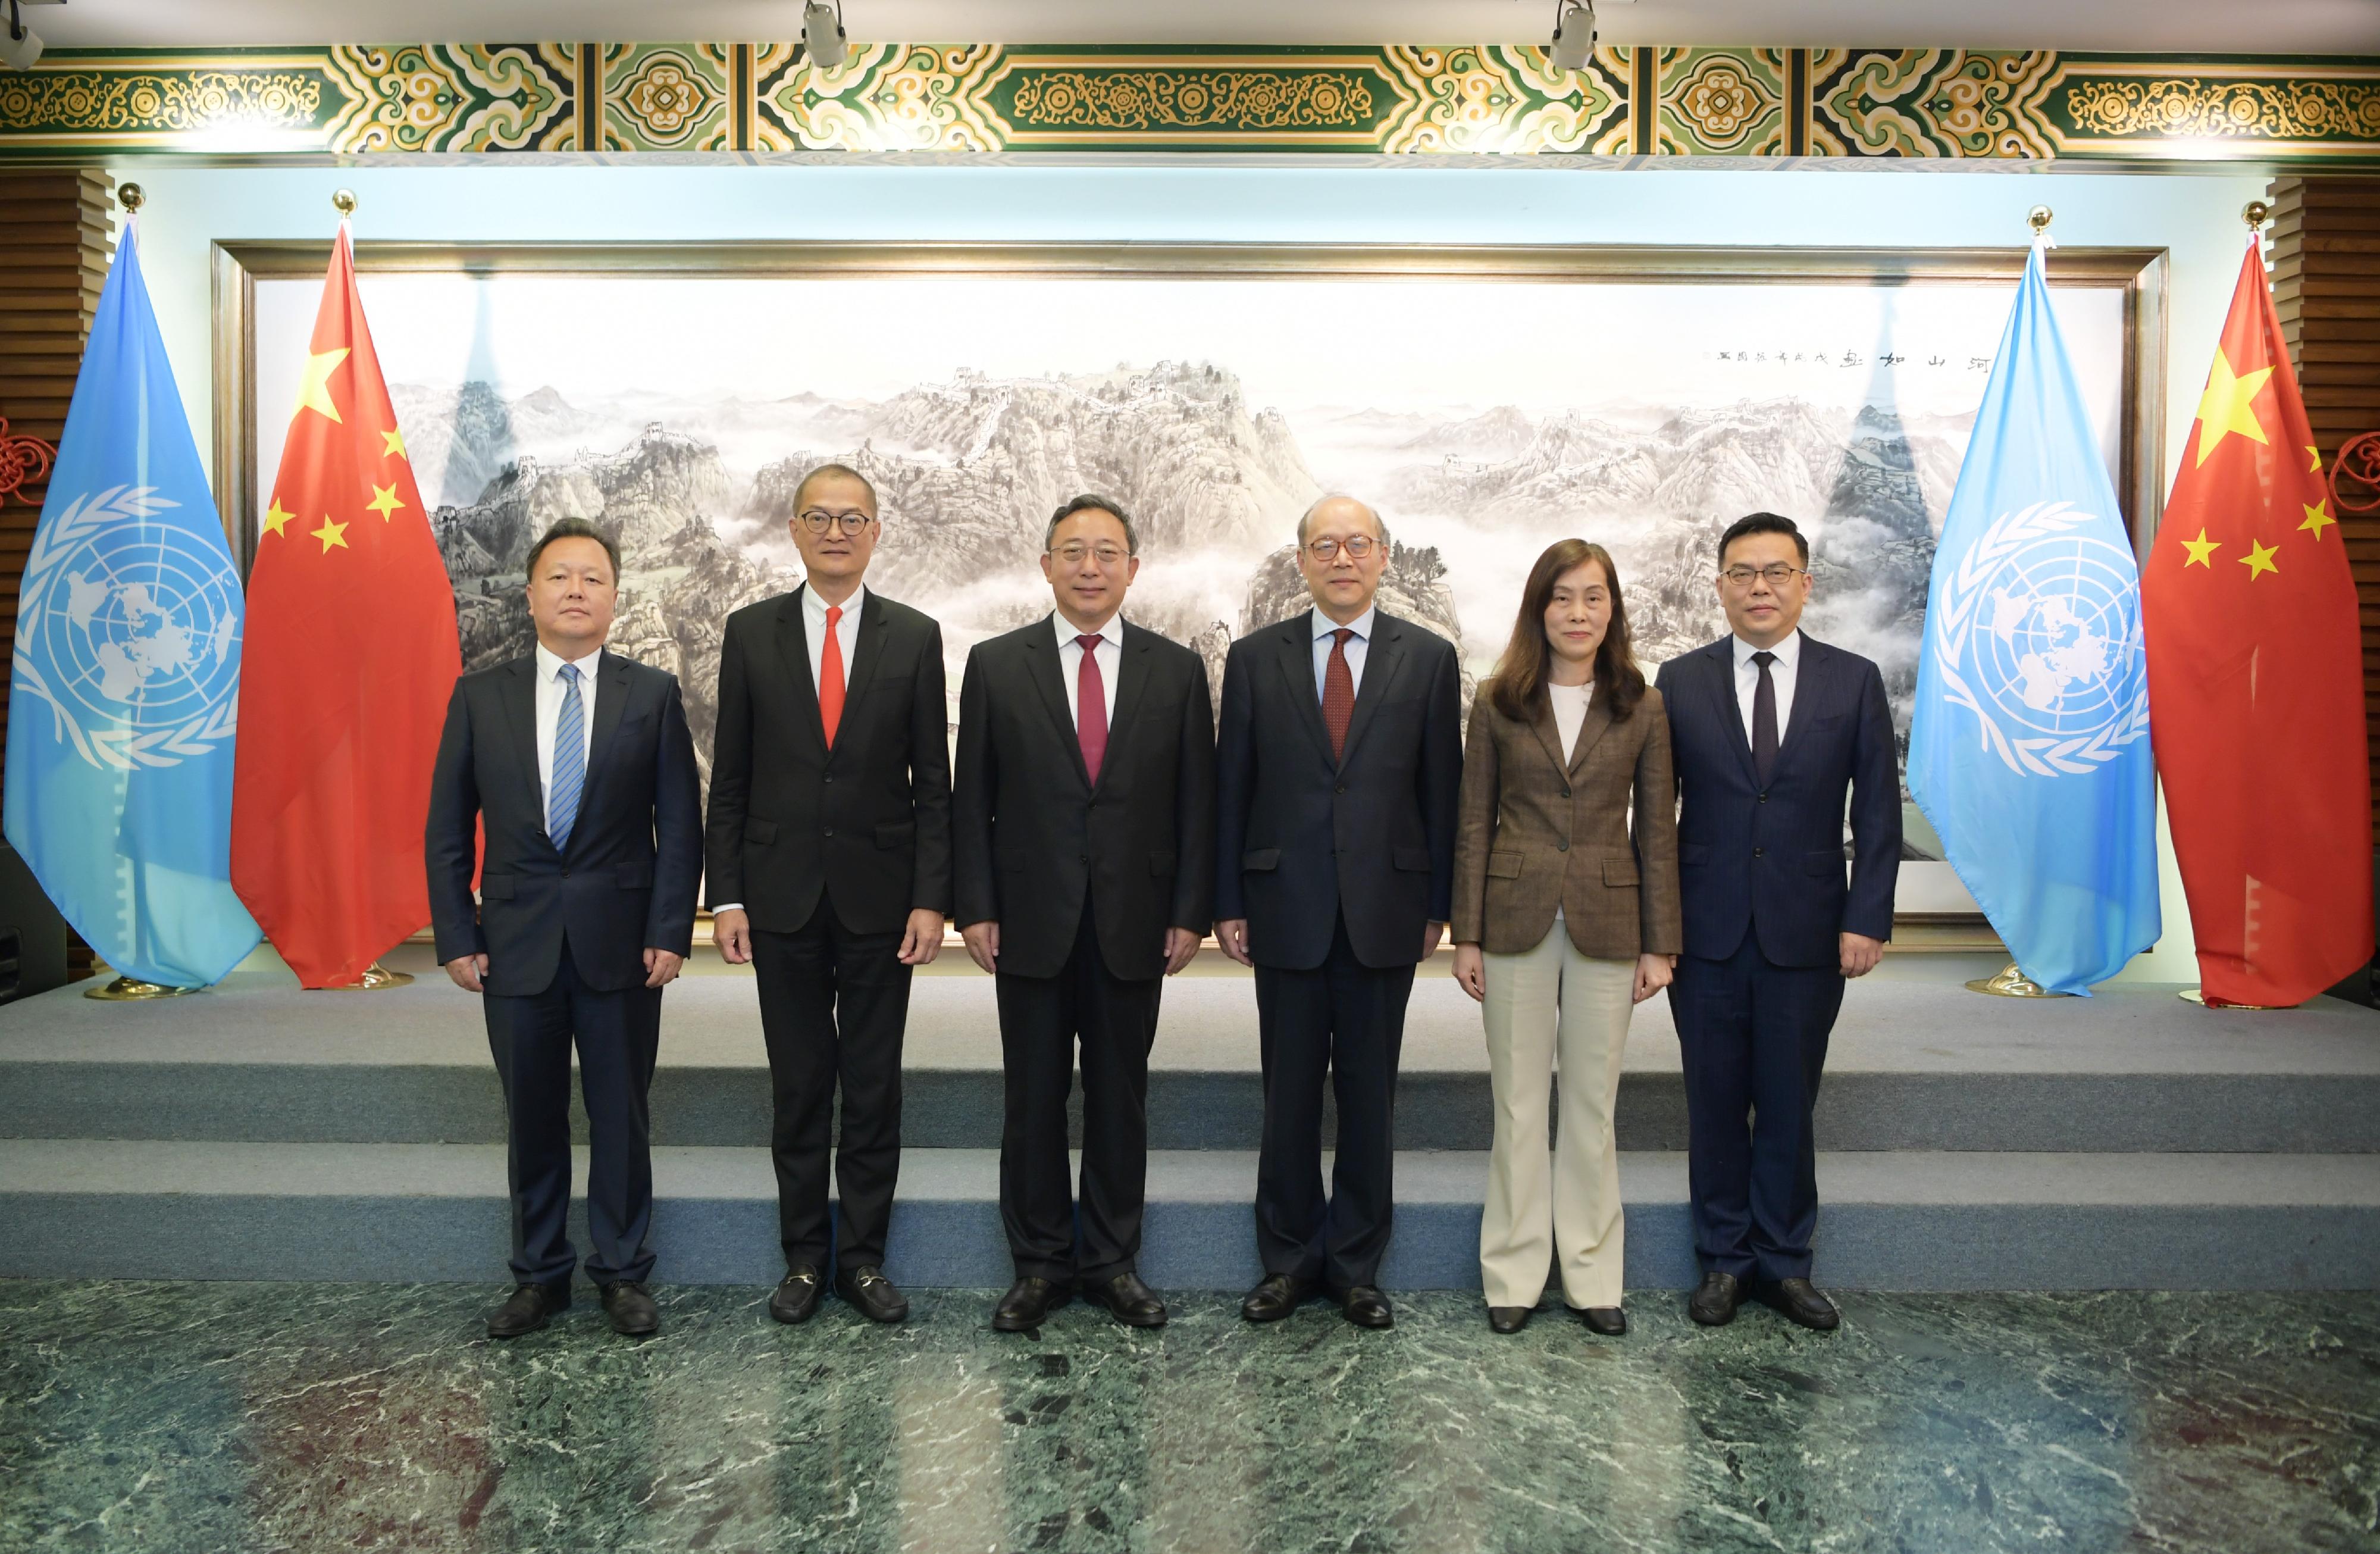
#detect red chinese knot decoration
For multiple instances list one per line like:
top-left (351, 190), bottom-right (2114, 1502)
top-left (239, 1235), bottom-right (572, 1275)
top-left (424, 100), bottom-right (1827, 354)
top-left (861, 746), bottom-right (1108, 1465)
top-left (0, 417), bottom-right (56, 505)
top-left (2330, 430), bottom-right (2380, 515)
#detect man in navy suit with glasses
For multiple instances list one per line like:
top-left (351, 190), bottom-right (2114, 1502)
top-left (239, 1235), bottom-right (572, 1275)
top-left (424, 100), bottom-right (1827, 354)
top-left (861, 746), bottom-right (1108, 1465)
top-left (1654, 512), bottom-right (1900, 1333)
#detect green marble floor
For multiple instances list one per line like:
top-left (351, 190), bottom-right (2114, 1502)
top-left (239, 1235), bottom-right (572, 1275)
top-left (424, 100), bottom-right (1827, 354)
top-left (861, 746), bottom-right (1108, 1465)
top-left (1, 1283), bottom-right (2373, 1554)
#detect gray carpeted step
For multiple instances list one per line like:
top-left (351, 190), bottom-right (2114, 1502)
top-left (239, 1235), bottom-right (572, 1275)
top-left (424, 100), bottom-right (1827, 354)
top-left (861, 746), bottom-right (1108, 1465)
top-left (4, 1140), bottom-right (2375, 1291)
top-left (5, 961), bottom-right (2377, 1153)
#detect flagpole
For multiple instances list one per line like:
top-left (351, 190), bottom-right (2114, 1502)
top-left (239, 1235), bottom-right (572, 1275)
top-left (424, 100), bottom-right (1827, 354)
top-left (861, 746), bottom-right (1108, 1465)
top-left (76, 180), bottom-right (214, 1004)
top-left (1960, 203), bottom-right (2084, 1001)
top-left (2173, 197), bottom-right (2295, 1013)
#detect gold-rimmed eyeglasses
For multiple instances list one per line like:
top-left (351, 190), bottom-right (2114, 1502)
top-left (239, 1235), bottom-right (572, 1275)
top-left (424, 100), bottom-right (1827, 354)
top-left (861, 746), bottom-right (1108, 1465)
top-left (1720, 563), bottom-right (1806, 588)
top-left (1306, 535), bottom-right (1378, 562)
top-left (797, 508), bottom-right (875, 536)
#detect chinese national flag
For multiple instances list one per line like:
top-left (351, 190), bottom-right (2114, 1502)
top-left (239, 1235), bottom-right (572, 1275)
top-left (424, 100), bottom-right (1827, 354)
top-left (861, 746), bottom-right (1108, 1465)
top-left (2143, 236), bottom-right (2371, 1007)
top-left (230, 224), bottom-right (461, 987)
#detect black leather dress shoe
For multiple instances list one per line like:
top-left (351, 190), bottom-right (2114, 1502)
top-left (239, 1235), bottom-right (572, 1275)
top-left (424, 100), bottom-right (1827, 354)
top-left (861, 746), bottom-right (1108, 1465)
top-left (992, 1276), bottom-right (1071, 1331)
top-left (1339, 1286), bottom-right (1393, 1329)
top-left (599, 1280), bottom-right (660, 1337)
top-left (1487, 1305), bottom-right (1532, 1334)
top-left (1758, 1277), bottom-right (1841, 1331)
top-left (1240, 1273), bottom-right (1308, 1322)
top-left (1083, 1271), bottom-right (1168, 1328)
top-left (486, 1280), bottom-right (569, 1339)
top-left (837, 1265), bottom-right (910, 1324)
top-left (770, 1265), bottom-right (823, 1325)
top-left (1579, 1305), bottom-right (1627, 1336)
top-left (1689, 1271), bottom-right (1742, 1327)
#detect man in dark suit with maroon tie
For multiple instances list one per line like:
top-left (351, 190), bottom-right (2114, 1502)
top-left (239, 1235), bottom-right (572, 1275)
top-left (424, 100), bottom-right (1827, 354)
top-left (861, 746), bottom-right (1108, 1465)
top-left (1213, 495), bottom-right (1465, 1330)
top-left (952, 495), bottom-right (1216, 1332)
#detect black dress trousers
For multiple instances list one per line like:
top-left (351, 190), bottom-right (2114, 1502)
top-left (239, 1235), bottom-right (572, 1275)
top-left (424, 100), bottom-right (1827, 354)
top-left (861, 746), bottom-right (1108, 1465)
top-left (1252, 914), bottom-right (1416, 1292)
top-left (994, 894), bottom-right (1162, 1284)
top-left (483, 952), bottom-right (663, 1289)
top-left (751, 897), bottom-right (915, 1272)
top-left (1668, 933), bottom-right (1846, 1283)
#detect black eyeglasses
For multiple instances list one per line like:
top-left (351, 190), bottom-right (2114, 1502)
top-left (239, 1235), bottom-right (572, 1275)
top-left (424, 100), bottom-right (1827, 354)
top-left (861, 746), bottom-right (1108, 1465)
top-left (1720, 563), bottom-right (1805, 588)
top-left (798, 508), bottom-right (875, 536)
top-left (1307, 535), bottom-right (1378, 562)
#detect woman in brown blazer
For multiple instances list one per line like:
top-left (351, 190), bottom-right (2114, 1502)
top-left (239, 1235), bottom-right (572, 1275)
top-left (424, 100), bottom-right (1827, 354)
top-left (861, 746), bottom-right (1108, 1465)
top-left (1451, 539), bottom-right (1682, 1336)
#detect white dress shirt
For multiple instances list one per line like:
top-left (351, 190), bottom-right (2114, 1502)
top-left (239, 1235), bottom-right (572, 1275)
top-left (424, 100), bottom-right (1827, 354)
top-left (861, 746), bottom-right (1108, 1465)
top-left (804, 581), bottom-right (865, 692)
top-left (533, 640), bottom-right (602, 832)
top-left (1548, 678), bottom-right (1593, 763)
top-left (1731, 629), bottom-right (1802, 748)
top-left (1310, 604), bottom-right (1377, 701)
top-left (1055, 611), bottom-right (1123, 730)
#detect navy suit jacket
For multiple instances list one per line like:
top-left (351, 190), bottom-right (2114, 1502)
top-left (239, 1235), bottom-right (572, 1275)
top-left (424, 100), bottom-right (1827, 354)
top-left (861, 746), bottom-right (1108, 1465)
top-left (427, 649), bottom-right (704, 997)
top-left (1214, 609), bottom-right (1464, 971)
top-left (1653, 633), bottom-right (1900, 968)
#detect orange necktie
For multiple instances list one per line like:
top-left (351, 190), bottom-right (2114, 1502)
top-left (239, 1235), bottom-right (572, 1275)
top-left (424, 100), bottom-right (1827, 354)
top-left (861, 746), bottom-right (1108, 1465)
top-left (818, 604), bottom-right (845, 748)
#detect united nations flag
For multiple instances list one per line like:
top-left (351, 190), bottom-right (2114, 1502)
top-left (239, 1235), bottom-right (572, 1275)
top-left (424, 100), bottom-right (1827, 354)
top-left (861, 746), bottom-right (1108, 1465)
top-left (1908, 237), bottom-right (2159, 996)
top-left (2, 221), bottom-right (261, 988)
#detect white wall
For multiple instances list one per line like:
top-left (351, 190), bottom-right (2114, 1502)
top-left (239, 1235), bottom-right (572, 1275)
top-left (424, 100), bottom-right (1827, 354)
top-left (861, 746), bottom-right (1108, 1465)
top-left (109, 158), bottom-right (2275, 984)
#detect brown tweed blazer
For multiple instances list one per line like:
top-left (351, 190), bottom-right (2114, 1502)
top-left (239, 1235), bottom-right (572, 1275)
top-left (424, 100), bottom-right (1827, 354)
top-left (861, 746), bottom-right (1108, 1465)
top-left (1450, 683), bottom-right (1683, 959)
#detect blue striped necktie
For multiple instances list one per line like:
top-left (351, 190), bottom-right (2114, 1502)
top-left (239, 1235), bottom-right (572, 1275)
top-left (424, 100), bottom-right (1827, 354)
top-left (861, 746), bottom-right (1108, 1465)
top-left (549, 661), bottom-right (585, 850)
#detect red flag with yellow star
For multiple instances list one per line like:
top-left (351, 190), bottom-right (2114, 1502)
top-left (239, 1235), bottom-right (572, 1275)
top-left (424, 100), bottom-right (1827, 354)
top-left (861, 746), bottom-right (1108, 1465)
top-left (2143, 235), bottom-right (2370, 1007)
top-left (230, 223), bottom-right (461, 987)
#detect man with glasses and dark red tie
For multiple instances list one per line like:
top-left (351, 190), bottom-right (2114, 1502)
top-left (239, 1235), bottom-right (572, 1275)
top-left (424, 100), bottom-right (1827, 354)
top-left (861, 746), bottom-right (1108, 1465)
top-left (951, 495), bottom-right (1216, 1333)
top-left (1214, 495), bottom-right (1464, 1330)
top-left (1654, 512), bottom-right (1899, 1334)
top-left (706, 463), bottom-right (953, 1329)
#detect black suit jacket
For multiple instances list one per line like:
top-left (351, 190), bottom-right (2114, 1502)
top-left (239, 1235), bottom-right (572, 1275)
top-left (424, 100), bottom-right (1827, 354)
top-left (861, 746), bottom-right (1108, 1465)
top-left (1654, 633), bottom-right (1901, 967)
top-left (427, 649), bottom-right (703, 997)
top-left (704, 586), bottom-right (952, 934)
top-left (951, 617), bottom-right (1216, 981)
top-left (1214, 609), bottom-right (1464, 971)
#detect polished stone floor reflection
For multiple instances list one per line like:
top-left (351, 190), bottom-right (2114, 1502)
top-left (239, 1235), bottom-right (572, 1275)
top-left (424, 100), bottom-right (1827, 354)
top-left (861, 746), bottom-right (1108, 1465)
top-left (1, 1282), bottom-right (2373, 1553)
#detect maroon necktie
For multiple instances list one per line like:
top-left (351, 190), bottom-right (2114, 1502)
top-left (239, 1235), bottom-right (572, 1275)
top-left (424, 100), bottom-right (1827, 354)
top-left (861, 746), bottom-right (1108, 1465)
top-left (1322, 627), bottom-right (1355, 761)
top-left (1075, 633), bottom-right (1108, 785)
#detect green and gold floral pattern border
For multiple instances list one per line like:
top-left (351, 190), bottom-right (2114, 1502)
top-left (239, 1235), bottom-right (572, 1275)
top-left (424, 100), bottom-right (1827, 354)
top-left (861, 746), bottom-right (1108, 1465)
top-left (2, 44), bottom-right (2374, 164)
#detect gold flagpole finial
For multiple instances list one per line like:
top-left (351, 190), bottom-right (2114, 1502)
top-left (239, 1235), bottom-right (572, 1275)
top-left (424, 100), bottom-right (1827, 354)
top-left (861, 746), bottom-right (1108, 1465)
top-left (331, 187), bottom-right (358, 217)
top-left (116, 182), bottom-right (145, 214)
top-left (2243, 199), bottom-right (2271, 230)
top-left (2026, 204), bottom-right (2052, 236)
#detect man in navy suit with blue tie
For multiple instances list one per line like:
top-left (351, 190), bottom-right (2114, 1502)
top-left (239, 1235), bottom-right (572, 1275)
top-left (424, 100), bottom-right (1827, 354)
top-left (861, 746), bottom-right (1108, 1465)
top-left (428, 517), bottom-right (703, 1341)
top-left (1655, 512), bottom-right (1900, 1332)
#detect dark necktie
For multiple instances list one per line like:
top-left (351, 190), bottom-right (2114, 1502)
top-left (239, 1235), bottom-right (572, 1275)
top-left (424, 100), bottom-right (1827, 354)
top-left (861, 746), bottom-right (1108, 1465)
top-left (1075, 633), bottom-right (1108, 786)
top-left (1321, 628), bottom-right (1356, 762)
top-left (1750, 649), bottom-right (1779, 786)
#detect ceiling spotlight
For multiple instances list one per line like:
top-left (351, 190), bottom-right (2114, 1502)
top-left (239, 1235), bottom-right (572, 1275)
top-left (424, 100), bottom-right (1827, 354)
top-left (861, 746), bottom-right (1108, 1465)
top-left (802, 1), bottom-right (849, 70)
top-left (2, 0), bottom-right (45, 72)
top-left (1549, 0), bottom-right (1595, 73)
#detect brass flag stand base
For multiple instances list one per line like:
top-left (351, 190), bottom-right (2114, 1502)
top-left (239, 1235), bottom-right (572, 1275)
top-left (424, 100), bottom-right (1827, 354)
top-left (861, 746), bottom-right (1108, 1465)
top-left (1965, 962), bottom-right (2072, 998)
top-left (2179, 988), bottom-right (2292, 1011)
top-left (327, 961), bottom-right (414, 992)
top-left (85, 975), bottom-right (199, 1001)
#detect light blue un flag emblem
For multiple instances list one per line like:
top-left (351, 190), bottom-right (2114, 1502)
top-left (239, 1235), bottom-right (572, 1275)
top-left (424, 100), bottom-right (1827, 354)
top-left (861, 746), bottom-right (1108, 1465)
top-left (3, 223), bottom-right (261, 987)
top-left (1908, 239), bottom-right (2160, 995)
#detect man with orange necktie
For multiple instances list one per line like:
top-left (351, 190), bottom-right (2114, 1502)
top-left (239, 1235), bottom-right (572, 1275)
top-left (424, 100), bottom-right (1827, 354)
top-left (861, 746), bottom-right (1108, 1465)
top-left (706, 464), bottom-right (952, 1327)
top-left (952, 495), bottom-right (1216, 1331)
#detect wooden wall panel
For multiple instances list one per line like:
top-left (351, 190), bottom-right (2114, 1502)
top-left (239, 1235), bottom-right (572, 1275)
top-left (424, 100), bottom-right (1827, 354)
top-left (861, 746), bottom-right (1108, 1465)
top-left (0, 168), bottom-right (114, 977)
top-left (2269, 176), bottom-right (2380, 833)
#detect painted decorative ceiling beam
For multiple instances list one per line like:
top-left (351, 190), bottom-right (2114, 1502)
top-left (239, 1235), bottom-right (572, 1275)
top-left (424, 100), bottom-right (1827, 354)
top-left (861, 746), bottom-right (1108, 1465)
top-left (1, 44), bottom-right (2375, 165)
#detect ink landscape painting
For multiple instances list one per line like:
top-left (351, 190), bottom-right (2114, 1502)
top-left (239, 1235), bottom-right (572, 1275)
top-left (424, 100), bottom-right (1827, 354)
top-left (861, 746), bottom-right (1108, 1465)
top-left (248, 267), bottom-right (2132, 914)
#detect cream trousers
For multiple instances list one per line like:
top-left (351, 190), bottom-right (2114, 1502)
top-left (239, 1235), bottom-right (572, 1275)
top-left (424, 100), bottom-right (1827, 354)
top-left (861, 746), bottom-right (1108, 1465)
top-left (1478, 926), bottom-right (1636, 1310)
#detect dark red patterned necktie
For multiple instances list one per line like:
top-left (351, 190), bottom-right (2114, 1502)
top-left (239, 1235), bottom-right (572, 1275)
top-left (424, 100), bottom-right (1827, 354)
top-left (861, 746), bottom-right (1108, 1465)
top-left (1075, 633), bottom-right (1107, 785)
top-left (1322, 627), bottom-right (1355, 761)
